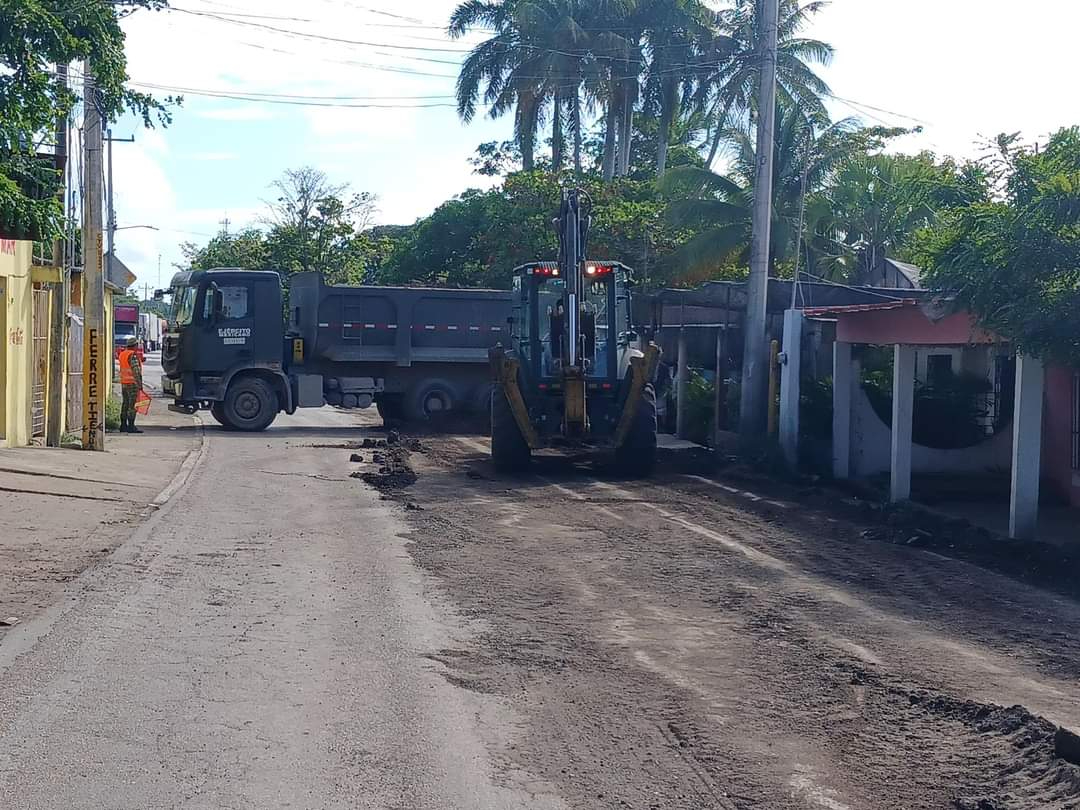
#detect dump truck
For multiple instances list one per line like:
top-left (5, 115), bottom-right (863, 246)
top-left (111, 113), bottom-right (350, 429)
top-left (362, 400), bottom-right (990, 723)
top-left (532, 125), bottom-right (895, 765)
top-left (488, 188), bottom-right (660, 476)
top-left (158, 269), bottom-right (511, 431)
top-left (140, 311), bottom-right (164, 351)
top-left (113, 303), bottom-right (143, 361)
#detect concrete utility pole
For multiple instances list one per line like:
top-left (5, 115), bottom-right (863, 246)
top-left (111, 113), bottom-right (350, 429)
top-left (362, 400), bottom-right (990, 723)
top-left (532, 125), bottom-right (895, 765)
top-left (82, 64), bottom-right (105, 451)
top-left (738, 0), bottom-right (780, 439)
top-left (46, 64), bottom-right (69, 448)
top-left (104, 131), bottom-right (134, 281)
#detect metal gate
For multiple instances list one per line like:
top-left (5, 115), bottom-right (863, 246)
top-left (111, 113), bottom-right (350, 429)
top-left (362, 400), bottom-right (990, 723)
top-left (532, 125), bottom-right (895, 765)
top-left (31, 287), bottom-right (50, 441)
top-left (68, 308), bottom-right (84, 435)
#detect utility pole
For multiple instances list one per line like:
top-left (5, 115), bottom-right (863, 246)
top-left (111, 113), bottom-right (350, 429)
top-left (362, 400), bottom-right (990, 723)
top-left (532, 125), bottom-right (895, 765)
top-left (46, 63), bottom-right (69, 447)
top-left (104, 131), bottom-right (134, 281)
top-left (82, 64), bottom-right (105, 451)
top-left (738, 0), bottom-right (780, 439)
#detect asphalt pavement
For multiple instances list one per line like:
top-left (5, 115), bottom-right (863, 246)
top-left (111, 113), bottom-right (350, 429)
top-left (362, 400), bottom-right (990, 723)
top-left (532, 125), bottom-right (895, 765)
top-left (0, 406), bottom-right (565, 809)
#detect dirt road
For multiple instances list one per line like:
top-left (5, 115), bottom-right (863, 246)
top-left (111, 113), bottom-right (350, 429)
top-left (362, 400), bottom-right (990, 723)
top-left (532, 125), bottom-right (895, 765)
top-left (2, 408), bottom-right (1078, 809)
top-left (394, 432), bottom-right (1080, 810)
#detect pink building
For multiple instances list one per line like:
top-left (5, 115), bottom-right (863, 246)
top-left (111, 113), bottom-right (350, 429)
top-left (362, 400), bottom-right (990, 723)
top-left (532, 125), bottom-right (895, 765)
top-left (778, 300), bottom-right (1079, 539)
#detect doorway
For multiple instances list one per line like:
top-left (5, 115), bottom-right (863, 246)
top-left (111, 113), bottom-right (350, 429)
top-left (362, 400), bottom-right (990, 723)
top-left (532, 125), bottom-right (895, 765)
top-left (0, 279), bottom-right (7, 441)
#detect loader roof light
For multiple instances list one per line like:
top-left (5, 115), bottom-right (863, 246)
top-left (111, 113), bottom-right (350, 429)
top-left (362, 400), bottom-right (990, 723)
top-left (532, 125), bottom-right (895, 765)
top-left (585, 262), bottom-right (613, 276)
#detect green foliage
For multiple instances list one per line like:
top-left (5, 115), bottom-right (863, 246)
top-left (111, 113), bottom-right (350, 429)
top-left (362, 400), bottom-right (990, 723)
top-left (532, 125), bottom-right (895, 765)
top-left (178, 167), bottom-right (387, 287)
top-left (0, 0), bottom-right (176, 239)
top-left (915, 127), bottom-right (1080, 365)
top-left (682, 368), bottom-right (715, 446)
top-left (449, 0), bottom-right (833, 179)
top-left (105, 396), bottom-right (121, 431)
top-left (372, 169), bottom-right (697, 289)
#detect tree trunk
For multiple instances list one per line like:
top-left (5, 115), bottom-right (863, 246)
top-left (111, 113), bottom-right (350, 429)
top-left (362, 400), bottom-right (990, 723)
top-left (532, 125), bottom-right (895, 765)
top-left (618, 78), bottom-right (636, 176)
top-left (572, 84), bottom-right (583, 178)
top-left (552, 90), bottom-right (564, 171)
top-left (656, 77), bottom-right (677, 177)
top-left (601, 79), bottom-right (619, 182)
top-left (518, 93), bottom-right (537, 172)
top-left (705, 97), bottom-right (734, 169)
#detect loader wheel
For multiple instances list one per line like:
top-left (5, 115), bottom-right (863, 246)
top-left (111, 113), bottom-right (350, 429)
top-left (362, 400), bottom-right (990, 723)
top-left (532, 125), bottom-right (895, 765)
top-left (491, 387), bottom-right (531, 473)
top-left (616, 383), bottom-right (657, 477)
top-left (223, 377), bottom-right (277, 432)
top-left (209, 402), bottom-right (234, 430)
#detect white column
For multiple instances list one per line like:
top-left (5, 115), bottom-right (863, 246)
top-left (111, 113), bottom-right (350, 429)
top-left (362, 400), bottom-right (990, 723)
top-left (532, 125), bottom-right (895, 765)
top-left (1010, 354), bottom-right (1045, 540)
top-left (891, 344), bottom-right (915, 502)
top-left (779, 309), bottom-right (803, 468)
top-left (676, 329), bottom-right (689, 439)
top-left (832, 342), bottom-right (853, 479)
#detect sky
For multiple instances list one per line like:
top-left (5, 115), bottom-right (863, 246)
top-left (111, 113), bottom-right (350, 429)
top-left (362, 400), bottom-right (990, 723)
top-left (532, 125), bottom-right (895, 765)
top-left (107, 0), bottom-right (1080, 291)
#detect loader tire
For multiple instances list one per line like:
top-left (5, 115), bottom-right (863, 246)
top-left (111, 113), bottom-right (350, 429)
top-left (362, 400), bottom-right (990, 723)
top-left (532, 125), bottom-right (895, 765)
top-left (491, 387), bottom-right (531, 473)
top-left (616, 383), bottom-right (657, 477)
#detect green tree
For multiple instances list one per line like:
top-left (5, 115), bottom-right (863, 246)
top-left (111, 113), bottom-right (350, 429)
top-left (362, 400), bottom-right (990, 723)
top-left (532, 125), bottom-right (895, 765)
top-left (813, 151), bottom-right (985, 281)
top-left (915, 128), bottom-right (1080, 365)
top-left (180, 228), bottom-right (268, 270)
top-left (1, 0), bottom-right (174, 239)
top-left (697, 0), bottom-right (833, 167)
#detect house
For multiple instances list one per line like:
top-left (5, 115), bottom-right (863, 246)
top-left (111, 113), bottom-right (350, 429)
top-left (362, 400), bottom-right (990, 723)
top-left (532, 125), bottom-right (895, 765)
top-left (778, 299), bottom-right (1079, 540)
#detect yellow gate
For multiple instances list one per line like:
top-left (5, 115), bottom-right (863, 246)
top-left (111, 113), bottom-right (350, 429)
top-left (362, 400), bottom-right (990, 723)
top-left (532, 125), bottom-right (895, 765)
top-left (31, 287), bottom-right (49, 441)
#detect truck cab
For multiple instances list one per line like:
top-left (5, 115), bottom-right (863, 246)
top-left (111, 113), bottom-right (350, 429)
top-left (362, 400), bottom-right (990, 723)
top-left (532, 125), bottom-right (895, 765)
top-left (161, 268), bottom-right (293, 429)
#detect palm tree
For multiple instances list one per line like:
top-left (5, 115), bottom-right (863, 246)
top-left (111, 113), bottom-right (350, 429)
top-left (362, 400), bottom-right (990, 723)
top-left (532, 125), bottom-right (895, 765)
top-left (697, 0), bottom-right (833, 169)
top-left (638, 0), bottom-right (712, 176)
top-left (661, 103), bottom-right (863, 281)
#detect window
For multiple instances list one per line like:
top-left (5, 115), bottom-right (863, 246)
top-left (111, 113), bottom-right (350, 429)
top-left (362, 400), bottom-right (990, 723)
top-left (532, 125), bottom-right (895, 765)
top-left (171, 286), bottom-right (198, 326)
top-left (1072, 372), bottom-right (1079, 472)
top-left (203, 285), bottom-right (250, 321)
top-left (926, 354), bottom-right (953, 387)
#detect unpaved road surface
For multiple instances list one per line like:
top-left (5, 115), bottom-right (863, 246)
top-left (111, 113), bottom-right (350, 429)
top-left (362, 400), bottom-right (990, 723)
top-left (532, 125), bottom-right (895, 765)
top-left (2, 410), bottom-right (1078, 810)
top-left (396, 432), bottom-right (1080, 810)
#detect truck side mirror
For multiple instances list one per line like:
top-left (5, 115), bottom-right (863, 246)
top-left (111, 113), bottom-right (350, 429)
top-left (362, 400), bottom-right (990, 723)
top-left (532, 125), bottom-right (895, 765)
top-left (210, 285), bottom-right (224, 320)
top-left (153, 289), bottom-right (165, 301)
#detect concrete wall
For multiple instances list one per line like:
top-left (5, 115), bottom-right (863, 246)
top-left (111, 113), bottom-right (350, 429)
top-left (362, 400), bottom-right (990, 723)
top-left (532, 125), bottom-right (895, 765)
top-left (0, 239), bottom-right (34, 447)
top-left (850, 378), bottom-right (1013, 478)
top-left (1043, 365), bottom-right (1080, 507)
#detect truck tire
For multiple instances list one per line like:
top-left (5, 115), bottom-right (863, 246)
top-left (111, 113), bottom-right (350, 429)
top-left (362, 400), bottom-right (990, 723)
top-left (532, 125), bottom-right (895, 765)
top-left (491, 387), bottom-right (530, 473)
top-left (376, 395), bottom-right (404, 426)
top-left (223, 376), bottom-right (277, 432)
top-left (405, 380), bottom-right (457, 422)
top-left (209, 402), bottom-right (234, 430)
top-left (615, 383), bottom-right (657, 477)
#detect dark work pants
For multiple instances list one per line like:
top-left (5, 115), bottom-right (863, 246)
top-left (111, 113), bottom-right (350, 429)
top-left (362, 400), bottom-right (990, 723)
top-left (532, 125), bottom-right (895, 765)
top-left (121, 384), bottom-right (139, 430)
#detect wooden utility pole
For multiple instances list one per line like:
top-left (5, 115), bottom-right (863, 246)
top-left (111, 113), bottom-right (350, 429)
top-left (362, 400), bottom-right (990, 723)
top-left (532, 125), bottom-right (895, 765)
top-left (738, 0), bottom-right (780, 439)
top-left (46, 64), bottom-right (69, 447)
top-left (82, 64), bottom-right (105, 451)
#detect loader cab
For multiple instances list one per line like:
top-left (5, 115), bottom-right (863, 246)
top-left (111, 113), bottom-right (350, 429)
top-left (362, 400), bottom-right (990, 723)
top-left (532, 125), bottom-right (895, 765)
top-left (161, 269), bottom-right (284, 395)
top-left (511, 261), bottom-right (633, 385)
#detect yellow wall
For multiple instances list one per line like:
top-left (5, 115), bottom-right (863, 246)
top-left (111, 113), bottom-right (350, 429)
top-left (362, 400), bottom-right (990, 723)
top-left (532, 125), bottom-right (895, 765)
top-left (104, 286), bottom-right (115, 396)
top-left (0, 239), bottom-right (34, 448)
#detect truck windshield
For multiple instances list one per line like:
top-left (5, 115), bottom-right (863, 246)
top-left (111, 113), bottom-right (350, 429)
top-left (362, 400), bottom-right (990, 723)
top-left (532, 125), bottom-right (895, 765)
top-left (171, 285), bottom-right (198, 326)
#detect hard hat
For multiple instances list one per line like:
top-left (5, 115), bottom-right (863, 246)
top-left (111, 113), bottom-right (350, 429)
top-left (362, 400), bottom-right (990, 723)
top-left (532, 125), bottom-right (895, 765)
top-left (126, 336), bottom-right (139, 347)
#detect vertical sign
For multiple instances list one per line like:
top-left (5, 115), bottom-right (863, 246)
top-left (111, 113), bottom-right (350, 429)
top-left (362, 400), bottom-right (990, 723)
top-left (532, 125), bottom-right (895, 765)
top-left (82, 234), bottom-right (104, 450)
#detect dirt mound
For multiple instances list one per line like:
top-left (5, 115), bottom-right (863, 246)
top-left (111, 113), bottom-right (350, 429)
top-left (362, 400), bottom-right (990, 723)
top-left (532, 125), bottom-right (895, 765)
top-left (348, 435), bottom-right (422, 491)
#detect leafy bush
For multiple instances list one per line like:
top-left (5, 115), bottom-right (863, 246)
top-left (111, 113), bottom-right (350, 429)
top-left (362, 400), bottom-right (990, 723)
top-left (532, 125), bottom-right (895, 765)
top-left (105, 397), bottom-right (121, 431)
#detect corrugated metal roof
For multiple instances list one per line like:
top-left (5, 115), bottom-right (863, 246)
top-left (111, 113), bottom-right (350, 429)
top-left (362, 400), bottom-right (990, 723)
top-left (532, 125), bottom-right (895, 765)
top-left (802, 299), bottom-right (921, 317)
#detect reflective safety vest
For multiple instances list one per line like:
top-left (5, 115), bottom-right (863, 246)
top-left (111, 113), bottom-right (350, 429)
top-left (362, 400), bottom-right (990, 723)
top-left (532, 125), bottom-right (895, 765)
top-left (118, 349), bottom-right (139, 386)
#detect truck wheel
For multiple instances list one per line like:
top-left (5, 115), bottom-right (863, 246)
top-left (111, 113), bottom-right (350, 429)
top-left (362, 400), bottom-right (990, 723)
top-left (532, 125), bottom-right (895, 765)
top-left (491, 387), bottom-right (530, 473)
top-left (376, 396), bottom-right (404, 426)
top-left (224, 377), bottom-right (277, 432)
top-left (405, 381), bottom-right (457, 422)
top-left (209, 402), bottom-right (234, 430)
top-left (615, 383), bottom-right (657, 477)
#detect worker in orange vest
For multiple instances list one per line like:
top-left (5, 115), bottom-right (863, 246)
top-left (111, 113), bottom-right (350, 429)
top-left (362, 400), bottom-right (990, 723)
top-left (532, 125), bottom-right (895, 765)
top-left (118, 336), bottom-right (144, 434)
